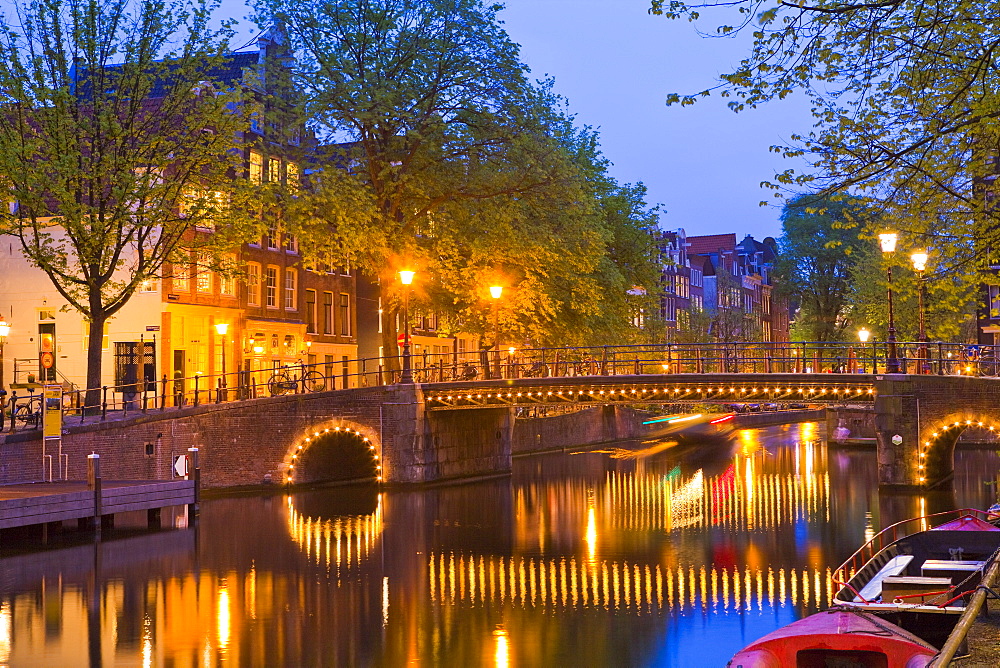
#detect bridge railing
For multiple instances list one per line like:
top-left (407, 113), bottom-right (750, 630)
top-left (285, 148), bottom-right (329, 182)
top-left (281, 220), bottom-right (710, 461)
top-left (2, 340), bottom-right (996, 433)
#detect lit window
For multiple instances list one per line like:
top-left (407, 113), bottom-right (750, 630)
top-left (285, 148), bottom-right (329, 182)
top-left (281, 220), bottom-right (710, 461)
top-left (287, 161), bottom-right (299, 192)
top-left (172, 259), bottom-right (190, 292)
top-left (249, 150), bottom-right (263, 183)
top-left (139, 277), bottom-right (159, 293)
top-left (268, 157), bottom-right (280, 183)
top-left (195, 253), bottom-right (212, 292)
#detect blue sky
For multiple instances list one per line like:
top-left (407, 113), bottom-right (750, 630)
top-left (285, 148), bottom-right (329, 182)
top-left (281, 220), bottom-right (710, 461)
top-left (221, 0), bottom-right (813, 241)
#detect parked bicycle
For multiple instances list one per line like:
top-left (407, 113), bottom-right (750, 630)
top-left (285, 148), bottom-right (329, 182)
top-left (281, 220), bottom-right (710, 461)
top-left (267, 362), bottom-right (326, 396)
top-left (12, 394), bottom-right (42, 428)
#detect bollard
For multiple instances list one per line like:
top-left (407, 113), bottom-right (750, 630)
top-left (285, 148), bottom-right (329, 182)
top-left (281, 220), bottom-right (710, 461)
top-left (187, 446), bottom-right (200, 519)
top-left (87, 453), bottom-right (102, 536)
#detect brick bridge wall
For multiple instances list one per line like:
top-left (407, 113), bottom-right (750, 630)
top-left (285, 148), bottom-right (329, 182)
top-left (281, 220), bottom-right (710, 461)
top-left (874, 374), bottom-right (1000, 489)
top-left (0, 385), bottom-right (514, 488)
top-left (6, 373), bottom-right (985, 490)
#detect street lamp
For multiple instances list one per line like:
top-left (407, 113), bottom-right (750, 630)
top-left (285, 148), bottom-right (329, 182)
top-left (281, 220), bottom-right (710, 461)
top-left (858, 327), bottom-right (870, 373)
top-left (215, 322), bottom-right (229, 399)
top-left (0, 317), bottom-right (9, 392)
top-left (910, 250), bottom-right (930, 373)
top-left (489, 285), bottom-right (503, 379)
top-left (878, 232), bottom-right (901, 373)
top-left (399, 269), bottom-right (415, 383)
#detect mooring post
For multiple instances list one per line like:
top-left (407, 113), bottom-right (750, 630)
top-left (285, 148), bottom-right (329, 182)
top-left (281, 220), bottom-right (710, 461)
top-left (87, 453), bottom-right (102, 537)
top-left (187, 446), bottom-right (200, 519)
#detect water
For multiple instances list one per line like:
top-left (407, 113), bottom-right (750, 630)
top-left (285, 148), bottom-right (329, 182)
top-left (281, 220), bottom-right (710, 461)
top-left (1, 422), bottom-right (998, 667)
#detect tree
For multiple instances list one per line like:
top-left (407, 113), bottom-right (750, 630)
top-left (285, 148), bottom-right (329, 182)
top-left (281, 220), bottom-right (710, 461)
top-left (777, 193), bottom-right (869, 341)
top-left (650, 0), bottom-right (1000, 300)
top-left (0, 0), bottom-right (249, 404)
top-left (256, 0), bottom-right (661, 353)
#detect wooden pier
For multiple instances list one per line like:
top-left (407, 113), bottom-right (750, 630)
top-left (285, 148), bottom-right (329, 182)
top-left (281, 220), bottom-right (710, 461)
top-left (0, 479), bottom-right (195, 532)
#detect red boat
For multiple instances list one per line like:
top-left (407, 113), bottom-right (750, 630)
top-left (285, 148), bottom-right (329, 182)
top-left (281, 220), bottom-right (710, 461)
top-left (727, 608), bottom-right (936, 667)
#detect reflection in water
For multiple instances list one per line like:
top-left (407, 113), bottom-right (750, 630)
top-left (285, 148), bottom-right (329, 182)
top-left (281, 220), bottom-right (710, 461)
top-left (285, 492), bottom-right (384, 570)
top-left (1, 424), bottom-right (998, 666)
top-left (425, 552), bottom-right (838, 613)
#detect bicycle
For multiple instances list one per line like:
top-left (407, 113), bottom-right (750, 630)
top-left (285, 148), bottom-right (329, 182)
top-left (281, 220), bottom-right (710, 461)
top-left (267, 362), bottom-right (327, 396)
top-left (12, 394), bottom-right (42, 429)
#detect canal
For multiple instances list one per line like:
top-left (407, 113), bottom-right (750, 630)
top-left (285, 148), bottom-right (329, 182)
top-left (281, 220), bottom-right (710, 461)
top-left (2, 421), bottom-right (999, 666)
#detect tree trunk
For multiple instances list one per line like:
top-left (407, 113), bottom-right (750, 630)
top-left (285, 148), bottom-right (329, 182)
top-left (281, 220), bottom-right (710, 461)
top-left (84, 312), bottom-right (107, 411)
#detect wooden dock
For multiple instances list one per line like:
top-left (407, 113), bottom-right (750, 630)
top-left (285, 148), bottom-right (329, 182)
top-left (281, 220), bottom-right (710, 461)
top-left (0, 480), bottom-right (195, 531)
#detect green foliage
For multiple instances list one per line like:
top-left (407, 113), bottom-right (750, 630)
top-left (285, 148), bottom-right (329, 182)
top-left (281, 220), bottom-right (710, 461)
top-left (256, 0), bottom-right (661, 352)
top-left (651, 0), bottom-right (1000, 306)
top-left (0, 0), bottom-right (251, 397)
top-left (778, 192), bottom-right (869, 341)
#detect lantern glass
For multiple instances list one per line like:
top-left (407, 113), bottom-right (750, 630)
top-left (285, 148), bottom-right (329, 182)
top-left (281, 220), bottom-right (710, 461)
top-left (878, 232), bottom-right (898, 253)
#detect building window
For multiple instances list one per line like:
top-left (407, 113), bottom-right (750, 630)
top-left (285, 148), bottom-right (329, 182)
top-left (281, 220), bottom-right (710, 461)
top-left (283, 232), bottom-right (298, 254)
top-left (265, 266), bottom-right (278, 308)
top-left (339, 293), bottom-right (351, 336)
top-left (322, 292), bottom-right (333, 335)
top-left (264, 224), bottom-right (278, 250)
top-left (172, 259), bottom-right (190, 292)
top-left (83, 321), bottom-right (110, 350)
top-left (287, 161), bottom-right (299, 192)
top-left (249, 150), bottom-right (263, 183)
top-left (220, 255), bottom-right (236, 296)
top-left (247, 263), bottom-right (261, 306)
top-left (305, 289), bottom-right (317, 333)
top-left (284, 269), bottom-right (297, 310)
top-left (195, 253), bottom-right (212, 292)
top-left (268, 157), bottom-right (280, 183)
top-left (139, 276), bottom-right (159, 292)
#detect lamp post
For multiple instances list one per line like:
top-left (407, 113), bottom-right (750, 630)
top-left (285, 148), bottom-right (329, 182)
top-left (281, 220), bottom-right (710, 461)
top-left (858, 327), bottom-right (870, 373)
top-left (489, 285), bottom-right (503, 379)
top-left (214, 322), bottom-right (228, 399)
top-left (910, 250), bottom-right (930, 374)
top-left (879, 232), bottom-right (901, 373)
top-left (399, 269), bottom-right (415, 383)
top-left (0, 318), bottom-right (9, 392)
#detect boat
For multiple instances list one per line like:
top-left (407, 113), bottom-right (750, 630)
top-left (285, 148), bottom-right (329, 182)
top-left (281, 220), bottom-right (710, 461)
top-left (727, 607), bottom-right (936, 667)
top-left (640, 412), bottom-right (735, 442)
top-left (831, 509), bottom-right (1000, 648)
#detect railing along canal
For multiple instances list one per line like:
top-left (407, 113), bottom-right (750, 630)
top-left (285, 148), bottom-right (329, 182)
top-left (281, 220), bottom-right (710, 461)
top-left (1, 339), bottom-right (994, 433)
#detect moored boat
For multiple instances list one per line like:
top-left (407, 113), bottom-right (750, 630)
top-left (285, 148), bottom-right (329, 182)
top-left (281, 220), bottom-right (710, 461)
top-left (727, 607), bottom-right (936, 667)
top-left (831, 509), bottom-right (1000, 648)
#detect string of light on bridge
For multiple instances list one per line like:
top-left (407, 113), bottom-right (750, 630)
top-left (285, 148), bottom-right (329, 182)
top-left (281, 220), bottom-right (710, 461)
top-left (426, 384), bottom-right (875, 408)
top-left (286, 426), bottom-right (382, 484)
top-left (919, 418), bottom-right (999, 484)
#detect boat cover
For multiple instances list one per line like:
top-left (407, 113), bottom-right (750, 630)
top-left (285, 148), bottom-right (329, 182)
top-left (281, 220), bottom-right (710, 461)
top-left (727, 608), bottom-right (936, 668)
top-left (932, 515), bottom-right (1000, 532)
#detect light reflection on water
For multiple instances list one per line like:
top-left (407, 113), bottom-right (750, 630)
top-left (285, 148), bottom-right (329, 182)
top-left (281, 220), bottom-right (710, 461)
top-left (1, 422), bottom-right (998, 666)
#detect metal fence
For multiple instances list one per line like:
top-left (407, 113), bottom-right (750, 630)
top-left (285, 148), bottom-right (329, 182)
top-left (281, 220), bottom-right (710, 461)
top-left (2, 339), bottom-right (997, 433)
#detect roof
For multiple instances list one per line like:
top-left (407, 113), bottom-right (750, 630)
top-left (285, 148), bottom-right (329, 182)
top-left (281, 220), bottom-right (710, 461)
top-left (686, 233), bottom-right (737, 256)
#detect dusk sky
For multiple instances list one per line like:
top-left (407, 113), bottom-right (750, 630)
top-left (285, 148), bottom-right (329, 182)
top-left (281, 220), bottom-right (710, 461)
top-left (223, 0), bottom-right (814, 241)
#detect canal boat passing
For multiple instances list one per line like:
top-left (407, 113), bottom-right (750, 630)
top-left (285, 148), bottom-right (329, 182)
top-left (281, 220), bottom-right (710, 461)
top-left (831, 509), bottom-right (1000, 648)
top-left (726, 608), bottom-right (936, 667)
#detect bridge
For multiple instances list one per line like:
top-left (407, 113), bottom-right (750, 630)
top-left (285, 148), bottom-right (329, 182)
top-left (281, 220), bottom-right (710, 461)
top-left (3, 341), bottom-right (999, 491)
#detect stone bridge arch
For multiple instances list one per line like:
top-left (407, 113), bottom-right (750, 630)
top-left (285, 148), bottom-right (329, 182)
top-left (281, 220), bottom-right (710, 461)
top-left (918, 416), bottom-right (999, 489)
top-left (875, 375), bottom-right (1000, 489)
top-left (284, 421), bottom-right (383, 485)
